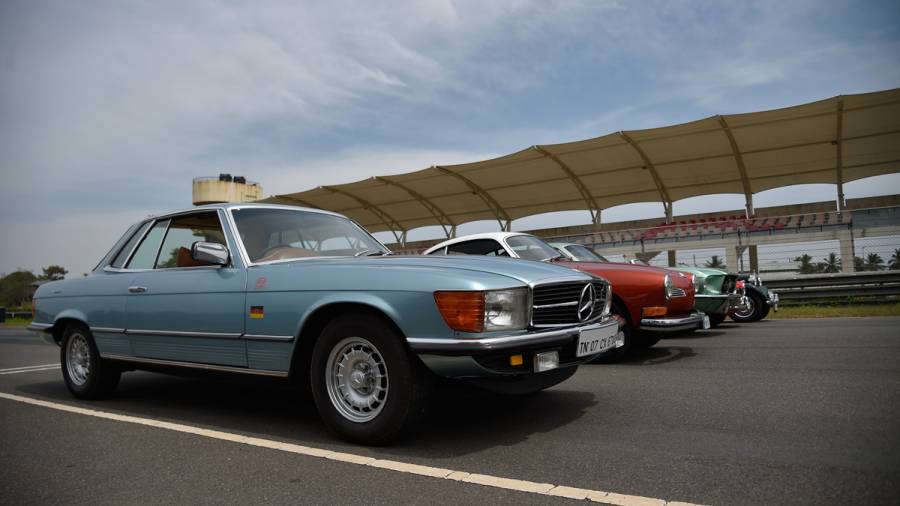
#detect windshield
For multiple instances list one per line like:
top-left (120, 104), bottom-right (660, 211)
top-left (563, 244), bottom-right (608, 262)
top-left (505, 235), bottom-right (561, 261)
top-left (231, 208), bottom-right (390, 263)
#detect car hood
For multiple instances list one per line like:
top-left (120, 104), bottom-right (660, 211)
top-left (672, 266), bottom-right (728, 278)
top-left (556, 259), bottom-right (670, 277)
top-left (261, 254), bottom-right (593, 286)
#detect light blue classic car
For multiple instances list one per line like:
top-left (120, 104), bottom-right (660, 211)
top-left (29, 204), bottom-right (620, 444)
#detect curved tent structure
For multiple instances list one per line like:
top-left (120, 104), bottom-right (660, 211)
top-left (264, 88), bottom-right (900, 243)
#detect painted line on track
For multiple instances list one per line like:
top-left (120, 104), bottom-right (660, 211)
top-left (0, 364), bottom-right (59, 375)
top-left (0, 391), bottom-right (705, 506)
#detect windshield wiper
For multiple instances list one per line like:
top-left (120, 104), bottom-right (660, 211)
top-left (354, 249), bottom-right (373, 257)
top-left (541, 254), bottom-right (564, 262)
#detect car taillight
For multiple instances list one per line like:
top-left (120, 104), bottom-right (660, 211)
top-left (434, 291), bottom-right (485, 333)
top-left (736, 280), bottom-right (745, 290)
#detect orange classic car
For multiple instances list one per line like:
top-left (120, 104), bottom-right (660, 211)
top-left (423, 233), bottom-right (707, 358)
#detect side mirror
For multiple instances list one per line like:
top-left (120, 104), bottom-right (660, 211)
top-left (191, 242), bottom-right (229, 266)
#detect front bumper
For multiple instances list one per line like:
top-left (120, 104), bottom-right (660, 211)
top-left (640, 311), bottom-right (707, 332)
top-left (408, 317), bottom-right (622, 379)
top-left (694, 293), bottom-right (743, 316)
top-left (768, 292), bottom-right (779, 312)
top-left (27, 322), bottom-right (57, 345)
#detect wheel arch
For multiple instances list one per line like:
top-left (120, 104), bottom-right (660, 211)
top-left (288, 301), bottom-right (408, 382)
top-left (49, 310), bottom-right (91, 345)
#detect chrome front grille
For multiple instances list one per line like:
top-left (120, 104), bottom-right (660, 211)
top-left (531, 280), bottom-right (609, 328)
top-left (670, 288), bottom-right (687, 297)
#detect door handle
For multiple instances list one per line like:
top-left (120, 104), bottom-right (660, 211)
top-left (128, 286), bottom-right (148, 293)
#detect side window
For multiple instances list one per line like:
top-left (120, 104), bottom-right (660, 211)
top-left (127, 220), bottom-right (170, 269)
top-left (447, 239), bottom-right (506, 256)
top-left (110, 221), bottom-right (152, 268)
top-left (155, 212), bottom-right (227, 269)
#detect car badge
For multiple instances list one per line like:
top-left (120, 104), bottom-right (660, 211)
top-left (255, 276), bottom-right (268, 289)
top-left (577, 283), bottom-right (596, 322)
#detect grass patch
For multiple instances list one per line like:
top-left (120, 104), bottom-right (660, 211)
top-left (770, 303), bottom-right (900, 319)
top-left (0, 318), bottom-right (33, 327)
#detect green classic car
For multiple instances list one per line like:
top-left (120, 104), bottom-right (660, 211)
top-left (668, 266), bottom-right (743, 327)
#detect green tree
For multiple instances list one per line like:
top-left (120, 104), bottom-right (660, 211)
top-left (0, 270), bottom-right (38, 307)
top-left (853, 256), bottom-right (866, 272)
top-left (705, 255), bottom-right (725, 269)
top-left (864, 253), bottom-right (885, 271)
top-left (39, 265), bottom-right (68, 281)
top-left (890, 249), bottom-right (900, 270)
top-left (818, 253), bottom-right (841, 273)
top-left (794, 254), bottom-right (819, 274)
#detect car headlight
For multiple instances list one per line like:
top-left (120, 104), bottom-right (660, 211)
top-left (664, 274), bottom-right (674, 300)
top-left (603, 282), bottom-right (613, 316)
top-left (690, 274), bottom-right (701, 293)
top-left (434, 288), bottom-right (528, 333)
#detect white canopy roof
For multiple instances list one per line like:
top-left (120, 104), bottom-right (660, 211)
top-left (264, 88), bottom-right (900, 241)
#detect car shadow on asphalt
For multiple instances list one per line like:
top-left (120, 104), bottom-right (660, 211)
top-left (13, 369), bottom-right (597, 457)
top-left (661, 329), bottom-right (729, 339)
top-left (615, 345), bottom-right (698, 366)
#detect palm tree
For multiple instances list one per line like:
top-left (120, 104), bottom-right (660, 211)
top-left (854, 256), bottom-right (866, 272)
top-left (890, 249), bottom-right (900, 270)
top-left (794, 254), bottom-right (818, 274)
top-left (819, 253), bottom-right (841, 273)
top-left (705, 255), bottom-right (725, 269)
top-left (864, 253), bottom-right (885, 271)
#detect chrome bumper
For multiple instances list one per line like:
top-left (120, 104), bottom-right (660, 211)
top-left (640, 311), bottom-right (706, 332)
top-left (27, 322), bottom-right (57, 345)
top-left (407, 317), bottom-right (620, 355)
top-left (768, 292), bottom-right (779, 311)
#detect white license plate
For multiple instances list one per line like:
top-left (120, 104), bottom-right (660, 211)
top-left (702, 315), bottom-right (711, 329)
top-left (576, 325), bottom-right (619, 357)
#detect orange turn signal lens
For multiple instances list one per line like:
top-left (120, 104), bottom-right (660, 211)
top-left (642, 306), bottom-right (667, 317)
top-left (434, 291), bottom-right (485, 333)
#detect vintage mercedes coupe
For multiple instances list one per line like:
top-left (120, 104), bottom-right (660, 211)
top-left (29, 204), bottom-right (621, 444)
top-left (424, 233), bottom-right (706, 360)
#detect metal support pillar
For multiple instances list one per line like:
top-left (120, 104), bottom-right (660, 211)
top-left (748, 244), bottom-right (759, 274)
top-left (725, 243), bottom-right (740, 272)
top-left (667, 250), bottom-right (677, 267)
top-left (839, 228), bottom-right (855, 272)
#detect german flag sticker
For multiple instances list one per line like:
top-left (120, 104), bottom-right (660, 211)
top-left (249, 306), bottom-right (265, 319)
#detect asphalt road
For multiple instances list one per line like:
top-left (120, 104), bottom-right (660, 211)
top-left (1, 319), bottom-right (898, 505)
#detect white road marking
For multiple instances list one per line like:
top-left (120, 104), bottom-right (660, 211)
top-left (0, 391), bottom-right (705, 506)
top-left (0, 365), bottom-right (59, 375)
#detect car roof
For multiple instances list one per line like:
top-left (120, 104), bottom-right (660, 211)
top-left (424, 232), bottom-right (532, 254)
top-left (147, 203), bottom-right (346, 221)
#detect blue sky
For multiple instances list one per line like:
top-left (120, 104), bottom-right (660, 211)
top-left (1, 0), bottom-right (899, 275)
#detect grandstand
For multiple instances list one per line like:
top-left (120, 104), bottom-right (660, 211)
top-left (392, 195), bottom-right (900, 273)
top-left (261, 88), bottom-right (900, 273)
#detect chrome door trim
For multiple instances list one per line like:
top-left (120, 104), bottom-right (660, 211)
top-left (243, 334), bottom-right (295, 342)
top-left (90, 327), bottom-right (126, 334)
top-left (100, 353), bottom-right (289, 377)
top-left (124, 329), bottom-right (243, 339)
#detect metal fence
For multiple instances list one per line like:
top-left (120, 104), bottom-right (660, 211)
top-left (764, 271), bottom-right (900, 302)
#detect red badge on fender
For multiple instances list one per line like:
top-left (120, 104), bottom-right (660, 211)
top-left (249, 306), bottom-right (264, 319)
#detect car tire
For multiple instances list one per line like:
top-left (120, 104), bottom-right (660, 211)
top-left (593, 302), bottom-right (632, 362)
top-left (60, 324), bottom-right (121, 399)
top-left (708, 314), bottom-right (726, 328)
top-left (632, 333), bottom-right (661, 349)
top-left (730, 291), bottom-right (765, 323)
top-left (310, 312), bottom-right (432, 445)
